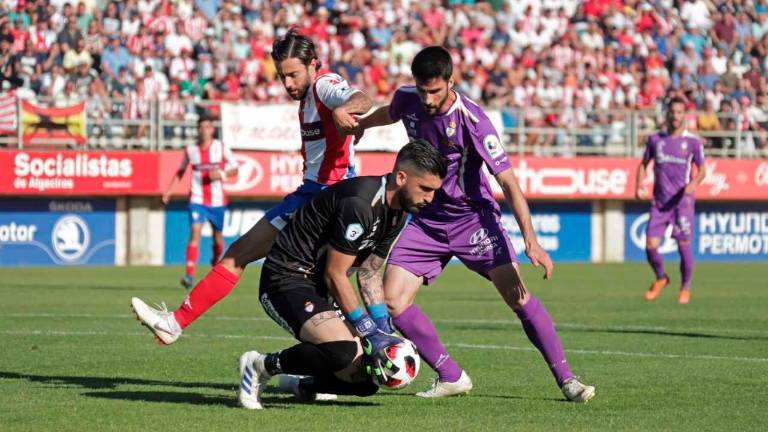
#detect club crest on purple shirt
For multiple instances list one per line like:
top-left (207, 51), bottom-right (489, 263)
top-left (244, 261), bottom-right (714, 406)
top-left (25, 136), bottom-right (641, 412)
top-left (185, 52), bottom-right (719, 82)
top-left (446, 120), bottom-right (456, 137)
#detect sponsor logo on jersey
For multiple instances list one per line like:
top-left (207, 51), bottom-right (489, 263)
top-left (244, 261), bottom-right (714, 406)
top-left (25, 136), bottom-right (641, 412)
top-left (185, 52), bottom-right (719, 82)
top-left (469, 228), bottom-right (489, 245)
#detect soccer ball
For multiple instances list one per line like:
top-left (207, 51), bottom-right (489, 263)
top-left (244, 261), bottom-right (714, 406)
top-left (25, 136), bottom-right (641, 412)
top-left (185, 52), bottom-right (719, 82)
top-left (380, 339), bottom-right (421, 390)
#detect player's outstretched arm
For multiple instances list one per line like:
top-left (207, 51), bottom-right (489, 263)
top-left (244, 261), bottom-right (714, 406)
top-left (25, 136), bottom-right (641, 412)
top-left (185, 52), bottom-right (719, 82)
top-left (162, 169), bottom-right (186, 205)
top-left (495, 168), bottom-right (554, 279)
top-left (685, 144), bottom-right (707, 195)
top-left (635, 160), bottom-right (650, 200)
top-left (332, 91), bottom-right (374, 133)
top-left (351, 104), bottom-right (398, 145)
top-left (357, 105), bottom-right (397, 130)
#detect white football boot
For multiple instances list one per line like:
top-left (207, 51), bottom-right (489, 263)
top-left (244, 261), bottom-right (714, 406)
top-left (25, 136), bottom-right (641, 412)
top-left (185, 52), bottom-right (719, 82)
top-left (561, 377), bottom-right (596, 402)
top-left (130, 297), bottom-right (182, 345)
top-left (238, 351), bottom-right (272, 409)
top-left (416, 370), bottom-right (473, 398)
top-left (278, 374), bottom-right (338, 402)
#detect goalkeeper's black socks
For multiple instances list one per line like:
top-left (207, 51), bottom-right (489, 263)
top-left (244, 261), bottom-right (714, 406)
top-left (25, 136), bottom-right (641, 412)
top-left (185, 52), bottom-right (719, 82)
top-left (300, 374), bottom-right (378, 397)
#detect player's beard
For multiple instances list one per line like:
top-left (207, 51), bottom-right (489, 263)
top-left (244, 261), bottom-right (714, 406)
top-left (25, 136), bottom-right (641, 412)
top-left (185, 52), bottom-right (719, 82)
top-left (287, 81), bottom-right (310, 101)
top-left (423, 91), bottom-right (449, 115)
top-left (398, 191), bottom-right (426, 214)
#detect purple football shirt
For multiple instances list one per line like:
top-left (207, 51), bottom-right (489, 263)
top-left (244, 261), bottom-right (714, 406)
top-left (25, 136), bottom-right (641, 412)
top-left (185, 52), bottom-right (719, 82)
top-left (642, 131), bottom-right (704, 207)
top-left (389, 87), bottom-right (510, 219)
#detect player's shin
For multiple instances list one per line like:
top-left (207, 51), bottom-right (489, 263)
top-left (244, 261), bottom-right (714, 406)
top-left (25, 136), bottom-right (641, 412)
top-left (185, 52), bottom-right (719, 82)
top-left (266, 340), bottom-right (358, 377)
top-left (212, 241), bottom-right (224, 265)
top-left (645, 247), bottom-right (666, 280)
top-left (173, 263), bottom-right (239, 328)
top-left (392, 304), bottom-right (463, 383)
top-left (299, 373), bottom-right (378, 397)
top-left (185, 244), bottom-right (199, 277)
top-left (515, 295), bottom-right (574, 386)
top-left (679, 241), bottom-right (694, 290)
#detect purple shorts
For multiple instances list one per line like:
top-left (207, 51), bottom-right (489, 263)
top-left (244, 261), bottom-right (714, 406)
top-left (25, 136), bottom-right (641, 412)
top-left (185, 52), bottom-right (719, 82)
top-left (647, 195), bottom-right (695, 242)
top-left (387, 208), bottom-right (518, 285)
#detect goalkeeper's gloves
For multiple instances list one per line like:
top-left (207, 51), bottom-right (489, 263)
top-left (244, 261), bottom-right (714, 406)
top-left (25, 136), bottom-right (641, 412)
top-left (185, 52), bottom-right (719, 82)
top-left (346, 309), bottom-right (403, 385)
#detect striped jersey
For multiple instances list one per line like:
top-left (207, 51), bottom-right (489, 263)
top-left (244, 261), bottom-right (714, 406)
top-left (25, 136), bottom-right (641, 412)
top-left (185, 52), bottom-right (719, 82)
top-left (179, 139), bottom-right (238, 206)
top-left (299, 71), bottom-right (360, 185)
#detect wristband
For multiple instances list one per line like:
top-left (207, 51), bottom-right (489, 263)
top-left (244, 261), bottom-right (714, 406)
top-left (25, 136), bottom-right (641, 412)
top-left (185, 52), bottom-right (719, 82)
top-left (345, 307), bottom-right (376, 337)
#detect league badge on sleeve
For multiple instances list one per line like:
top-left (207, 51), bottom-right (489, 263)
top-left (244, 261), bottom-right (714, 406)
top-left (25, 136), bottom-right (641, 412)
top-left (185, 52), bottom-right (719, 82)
top-left (483, 134), bottom-right (504, 159)
top-left (345, 223), bottom-right (364, 241)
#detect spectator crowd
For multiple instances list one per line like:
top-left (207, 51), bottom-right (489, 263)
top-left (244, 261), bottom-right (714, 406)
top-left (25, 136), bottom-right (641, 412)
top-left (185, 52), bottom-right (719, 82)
top-left (0, 0), bottom-right (766, 153)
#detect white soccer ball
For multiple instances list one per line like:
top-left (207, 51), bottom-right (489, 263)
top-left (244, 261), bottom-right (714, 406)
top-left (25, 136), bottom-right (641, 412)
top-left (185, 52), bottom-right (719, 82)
top-left (380, 339), bottom-right (421, 390)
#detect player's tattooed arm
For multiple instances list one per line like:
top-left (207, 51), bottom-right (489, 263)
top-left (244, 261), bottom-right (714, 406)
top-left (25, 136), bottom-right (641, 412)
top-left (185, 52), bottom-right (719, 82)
top-left (334, 91), bottom-right (373, 135)
top-left (357, 254), bottom-right (386, 305)
top-left (338, 91), bottom-right (373, 115)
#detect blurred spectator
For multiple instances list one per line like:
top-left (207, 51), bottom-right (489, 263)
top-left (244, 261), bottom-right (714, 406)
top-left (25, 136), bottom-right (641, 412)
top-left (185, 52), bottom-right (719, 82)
top-left (63, 37), bottom-right (92, 71)
top-left (57, 14), bottom-right (82, 52)
top-left (101, 35), bottom-right (131, 81)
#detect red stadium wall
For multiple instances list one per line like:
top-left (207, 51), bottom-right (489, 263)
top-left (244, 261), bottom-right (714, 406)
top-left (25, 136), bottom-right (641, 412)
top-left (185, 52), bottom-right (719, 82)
top-left (2, 150), bottom-right (768, 201)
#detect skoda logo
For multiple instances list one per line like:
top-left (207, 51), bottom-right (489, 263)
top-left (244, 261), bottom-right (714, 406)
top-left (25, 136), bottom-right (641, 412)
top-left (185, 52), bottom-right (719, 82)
top-left (52, 215), bottom-right (90, 261)
top-left (629, 213), bottom-right (677, 254)
top-left (469, 228), bottom-right (489, 245)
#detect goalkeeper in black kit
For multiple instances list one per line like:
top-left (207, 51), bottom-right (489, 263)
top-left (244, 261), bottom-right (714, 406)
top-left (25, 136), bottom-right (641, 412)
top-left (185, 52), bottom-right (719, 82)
top-left (237, 139), bottom-right (447, 409)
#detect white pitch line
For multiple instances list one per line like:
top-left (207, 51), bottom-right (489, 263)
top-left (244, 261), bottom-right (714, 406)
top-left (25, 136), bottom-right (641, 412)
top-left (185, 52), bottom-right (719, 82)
top-left (0, 329), bottom-right (293, 341)
top-left (447, 343), bottom-right (768, 363)
top-left (1, 329), bottom-right (767, 363)
top-left (3, 313), bottom-right (768, 337)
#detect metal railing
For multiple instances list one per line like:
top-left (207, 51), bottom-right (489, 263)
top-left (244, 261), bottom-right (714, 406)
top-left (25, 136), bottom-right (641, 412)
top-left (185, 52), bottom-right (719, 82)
top-left (1, 97), bottom-right (766, 158)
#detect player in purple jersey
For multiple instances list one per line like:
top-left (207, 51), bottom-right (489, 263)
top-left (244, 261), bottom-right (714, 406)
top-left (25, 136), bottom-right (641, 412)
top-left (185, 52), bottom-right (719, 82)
top-left (636, 97), bottom-right (706, 304)
top-left (354, 46), bottom-right (595, 402)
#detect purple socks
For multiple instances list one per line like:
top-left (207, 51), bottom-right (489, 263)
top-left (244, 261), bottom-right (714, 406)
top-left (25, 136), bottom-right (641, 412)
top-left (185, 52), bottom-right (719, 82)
top-left (515, 295), bottom-right (573, 386)
top-left (392, 304), bottom-right (463, 383)
top-left (393, 297), bottom-right (574, 387)
top-left (679, 242), bottom-right (694, 290)
top-left (646, 247), bottom-right (667, 280)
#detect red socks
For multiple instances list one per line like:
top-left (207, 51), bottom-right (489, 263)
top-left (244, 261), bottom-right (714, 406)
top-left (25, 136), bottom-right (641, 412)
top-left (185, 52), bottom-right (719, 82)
top-left (184, 244), bottom-right (199, 277)
top-left (212, 242), bottom-right (224, 264)
top-left (174, 264), bottom-right (240, 329)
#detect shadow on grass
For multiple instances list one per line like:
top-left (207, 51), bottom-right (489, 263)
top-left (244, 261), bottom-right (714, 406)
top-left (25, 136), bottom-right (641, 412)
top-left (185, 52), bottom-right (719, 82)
top-left (0, 371), bottom-right (233, 391)
top-left (1, 371), bottom-right (379, 408)
top-left (381, 391), bottom-right (565, 403)
top-left (83, 391), bottom-right (377, 408)
top-left (561, 327), bottom-right (768, 342)
top-left (82, 390), bottom-right (241, 407)
top-left (441, 322), bottom-right (768, 341)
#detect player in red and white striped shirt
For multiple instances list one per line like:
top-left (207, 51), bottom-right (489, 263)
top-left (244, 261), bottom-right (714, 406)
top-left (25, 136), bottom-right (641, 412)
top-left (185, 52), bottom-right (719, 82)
top-left (132, 30), bottom-right (373, 346)
top-left (161, 116), bottom-right (239, 288)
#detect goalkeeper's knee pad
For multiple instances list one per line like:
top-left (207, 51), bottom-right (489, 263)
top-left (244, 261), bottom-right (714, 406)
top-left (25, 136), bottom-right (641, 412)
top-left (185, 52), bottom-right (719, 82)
top-left (316, 340), bottom-right (358, 372)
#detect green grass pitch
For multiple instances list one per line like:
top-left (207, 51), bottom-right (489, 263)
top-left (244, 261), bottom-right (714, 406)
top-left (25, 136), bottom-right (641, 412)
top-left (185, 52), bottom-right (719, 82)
top-left (1, 263), bottom-right (766, 431)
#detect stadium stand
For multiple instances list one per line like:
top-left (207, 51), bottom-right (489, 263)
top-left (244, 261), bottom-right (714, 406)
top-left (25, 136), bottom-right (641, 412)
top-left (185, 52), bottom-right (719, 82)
top-left (0, 0), bottom-right (766, 155)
